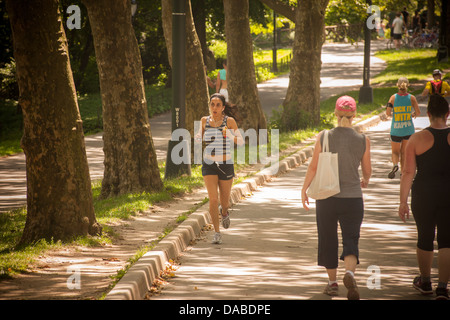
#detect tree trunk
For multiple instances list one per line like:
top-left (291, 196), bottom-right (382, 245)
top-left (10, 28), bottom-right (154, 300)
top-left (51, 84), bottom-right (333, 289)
top-left (161, 0), bottom-right (209, 136)
top-left (427, 0), bottom-right (436, 28)
top-left (223, 0), bottom-right (266, 132)
top-left (191, 0), bottom-right (208, 65)
top-left (6, 0), bottom-right (101, 243)
top-left (440, 0), bottom-right (449, 49)
top-left (282, 0), bottom-right (329, 129)
top-left (83, 0), bottom-right (163, 198)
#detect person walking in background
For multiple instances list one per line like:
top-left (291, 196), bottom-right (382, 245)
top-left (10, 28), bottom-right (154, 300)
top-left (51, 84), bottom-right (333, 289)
top-left (195, 93), bottom-right (243, 244)
top-left (412, 10), bottom-right (421, 33)
top-left (386, 77), bottom-right (420, 179)
top-left (216, 59), bottom-right (229, 102)
top-left (392, 12), bottom-right (404, 49)
top-left (398, 94), bottom-right (450, 300)
top-left (302, 96), bottom-right (372, 300)
top-left (420, 69), bottom-right (450, 99)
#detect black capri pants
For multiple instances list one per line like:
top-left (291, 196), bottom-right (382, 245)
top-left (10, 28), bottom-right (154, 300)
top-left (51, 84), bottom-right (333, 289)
top-left (411, 185), bottom-right (450, 251)
top-left (316, 197), bottom-right (364, 269)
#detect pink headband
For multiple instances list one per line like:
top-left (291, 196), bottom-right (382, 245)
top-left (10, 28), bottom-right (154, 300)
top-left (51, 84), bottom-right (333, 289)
top-left (335, 95), bottom-right (357, 112)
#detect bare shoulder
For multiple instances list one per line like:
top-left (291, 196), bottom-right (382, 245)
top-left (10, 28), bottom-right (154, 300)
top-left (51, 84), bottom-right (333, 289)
top-left (226, 116), bottom-right (238, 128)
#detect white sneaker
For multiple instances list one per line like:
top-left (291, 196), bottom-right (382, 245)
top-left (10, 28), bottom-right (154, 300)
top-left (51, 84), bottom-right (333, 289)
top-left (219, 205), bottom-right (230, 229)
top-left (212, 232), bottom-right (222, 244)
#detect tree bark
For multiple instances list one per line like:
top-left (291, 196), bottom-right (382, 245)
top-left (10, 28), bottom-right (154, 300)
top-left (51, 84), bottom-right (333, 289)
top-left (223, 0), bottom-right (267, 132)
top-left (83, 0), bottom-right (163, 198)
top-left (282, 0), bottom-right (329, 128)
top-left (427, 0), bottom-right (436, 28)
top-left (161, 0), bottom-right (209, 136)
top-left (6, 0), bottom-right (101, 243)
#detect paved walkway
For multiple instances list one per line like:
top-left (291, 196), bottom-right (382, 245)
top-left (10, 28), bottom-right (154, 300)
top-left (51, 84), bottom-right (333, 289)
top-left (0, 40), bottom-right (386, 212)
top-left (147, 101), bottom-right (433, 301)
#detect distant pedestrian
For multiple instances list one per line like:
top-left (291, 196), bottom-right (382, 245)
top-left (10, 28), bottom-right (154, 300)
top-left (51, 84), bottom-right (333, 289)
top-left (386, 77), bottom-right (420, 179)
top-left (401, 7), bottom-right (409, 28)
top-left (412, 10), bottom-right (421, 33)
top-left (302, 96), bottom-right (372, 300)
top-left (216, 60), bottom-right (229, 102)
top-left (392, 12), bottom-right (404, 49)
top-left (195, 93), bottom-right (243, 244)
top-left (398, 94), bottom-right (450, 300)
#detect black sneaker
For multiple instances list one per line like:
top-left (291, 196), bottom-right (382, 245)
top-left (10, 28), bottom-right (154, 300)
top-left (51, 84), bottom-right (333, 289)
top-left (435, 287), bottom-right (449, 300)
top-left (413, 276), bottom-right (433, 295)
top-left (388, 165), bottom-right (399, 179)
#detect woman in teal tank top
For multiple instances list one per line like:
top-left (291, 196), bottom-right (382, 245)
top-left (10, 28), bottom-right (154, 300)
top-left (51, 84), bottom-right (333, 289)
top-left (386, 77), bottom-right (420, 178)
top-left (216, 60), bottom-right (228, 102)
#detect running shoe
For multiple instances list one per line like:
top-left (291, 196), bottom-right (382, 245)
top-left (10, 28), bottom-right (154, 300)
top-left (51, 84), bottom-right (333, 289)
top-left (211, 232), bottom-right (222, 244)
top-left (388, 164), bottom-right (399, 179)
top-left (435, 287), bottom-right (449, 300)
top-left (413, 276), bottom-right (433, 295)
top-left (323, 282), bottom-right (339, 296)
top-left (343, 272), bottom-right (360, 300)
top-left (219, 205), bottom-right (230, 229)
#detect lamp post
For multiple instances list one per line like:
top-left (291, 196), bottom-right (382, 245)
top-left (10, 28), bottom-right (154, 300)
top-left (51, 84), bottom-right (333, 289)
top-left (164, 0), bottom-right (191, 180)
top-left (359, 0), bottom-right (373, 104)
top-left (272, 10), bottom-right (278, 72)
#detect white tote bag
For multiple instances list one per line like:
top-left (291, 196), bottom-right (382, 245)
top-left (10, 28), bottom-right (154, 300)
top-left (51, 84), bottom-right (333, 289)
top-left (307, 130), bottom-right (340, 200)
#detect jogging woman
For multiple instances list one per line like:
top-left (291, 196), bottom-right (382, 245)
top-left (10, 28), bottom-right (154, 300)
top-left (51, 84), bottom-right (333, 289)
top-left (196, 93), bottom-right (243, 244)
top-left (386, 77), bottom-right (420, 178)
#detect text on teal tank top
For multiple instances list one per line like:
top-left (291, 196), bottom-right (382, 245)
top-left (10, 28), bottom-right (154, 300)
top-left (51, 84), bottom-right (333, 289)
top-left (390, 93), bottom-right (415, 137)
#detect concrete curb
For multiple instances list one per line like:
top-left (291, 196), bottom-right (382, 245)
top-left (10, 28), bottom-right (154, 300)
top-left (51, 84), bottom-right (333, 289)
top-left (104, 113), bottom-right (384, 300)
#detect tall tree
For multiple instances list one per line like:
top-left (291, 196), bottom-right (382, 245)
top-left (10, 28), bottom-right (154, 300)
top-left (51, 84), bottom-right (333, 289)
top-left (438, 0), bottom-right (449, 61)
top-left (260, 0), bottom-right (329, 128)
top-left (161, 0), bottom-right (209, 136)
top-left (6, 0), bottom-right (101, 243)
top-left (82, 0), bottom-right (163, 198)
top-left (223, 0), bottom-right (267, 132)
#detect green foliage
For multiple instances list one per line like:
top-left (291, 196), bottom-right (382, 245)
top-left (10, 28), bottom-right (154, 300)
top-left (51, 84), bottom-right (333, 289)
top-left (374, 48), bottom-right (450, 84)
top-left (268, 104), bottom-right (313, 132)
top-left (0, 58), bottom-right (18, 100)
top-left (326, 0), bottom-right (367, 26)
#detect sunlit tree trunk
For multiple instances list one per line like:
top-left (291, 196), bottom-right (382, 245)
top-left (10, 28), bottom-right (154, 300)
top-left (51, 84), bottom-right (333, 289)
top-left (223, 0), bottom-right (266, 131)
top-left (6, 0), bottom-right (101, 243)
top-left (83, 0), bottom-right (163, 198)
top-left (283, 0), bottom-right (329, 128)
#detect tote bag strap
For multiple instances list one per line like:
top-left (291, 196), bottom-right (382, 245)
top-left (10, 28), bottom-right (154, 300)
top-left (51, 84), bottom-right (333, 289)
top-left (322, 130), bottom-right (330, 153)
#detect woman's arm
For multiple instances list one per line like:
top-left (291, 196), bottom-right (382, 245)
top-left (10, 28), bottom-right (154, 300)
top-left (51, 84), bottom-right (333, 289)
top-left (301, 131), bottom-right (323, 210)
top-left (360, 136), bottom-right (372, 188)
top-left (398, 133), bottom-right (418, 222)
top-left (216, 74), bottom-right (221, 92)
top-left (225, 117), bottom-right (244, 146)
top-left (195, 117), bottom-right (206, 141)
top-left (386, 94), bottom-right (395, 117)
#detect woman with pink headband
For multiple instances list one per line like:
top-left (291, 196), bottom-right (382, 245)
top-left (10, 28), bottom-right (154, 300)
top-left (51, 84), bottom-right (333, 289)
top-left (302, 95), bottom-right (372, 300)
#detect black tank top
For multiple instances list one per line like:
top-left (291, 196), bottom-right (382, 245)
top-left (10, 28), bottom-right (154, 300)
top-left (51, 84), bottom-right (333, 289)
top-left (414, 127), bottom-right (450, 188)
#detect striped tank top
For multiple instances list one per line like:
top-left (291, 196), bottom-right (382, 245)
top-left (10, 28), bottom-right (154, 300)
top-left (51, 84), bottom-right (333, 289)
top-left (204, 116), bottom-right (231, 159)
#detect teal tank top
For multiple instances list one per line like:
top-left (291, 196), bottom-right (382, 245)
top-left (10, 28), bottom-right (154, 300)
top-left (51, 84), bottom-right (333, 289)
top-left (390, 93), bottom-right (415, 137)
top-left (219, 69), bottom-right (226, 80)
